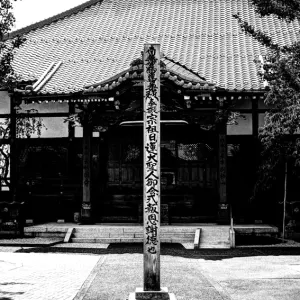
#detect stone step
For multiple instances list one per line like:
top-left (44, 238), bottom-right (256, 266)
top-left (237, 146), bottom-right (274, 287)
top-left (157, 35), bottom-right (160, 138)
top-left (199, 226), bottom-right (230, 249)
top-left (199, 243), bottom-right (230, 249)
top-left (72, 232), bottom-right (195, 239)
top-left (73, 228), bottom-right (195, 234)
top-left (24, 226), bottom-right (68, 238)
top-left (71, 237), bottom-right (194, 243)
top-left (24, 232), bottom-right (66, 238)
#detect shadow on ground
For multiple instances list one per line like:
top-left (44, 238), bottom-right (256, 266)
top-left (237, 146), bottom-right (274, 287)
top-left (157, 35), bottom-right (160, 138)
top-left (235, 235), bottom-right (284, 245)
top-left (14, 243), bottom-right (300, 260)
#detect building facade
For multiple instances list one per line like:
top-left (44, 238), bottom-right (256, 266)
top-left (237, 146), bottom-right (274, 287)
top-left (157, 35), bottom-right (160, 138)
top-left (1, 0), bottom-right (300, 225)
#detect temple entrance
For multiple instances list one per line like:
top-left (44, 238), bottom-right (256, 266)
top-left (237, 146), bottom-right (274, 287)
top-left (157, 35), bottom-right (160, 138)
top-left (97, 124), bottom-right (218, 223)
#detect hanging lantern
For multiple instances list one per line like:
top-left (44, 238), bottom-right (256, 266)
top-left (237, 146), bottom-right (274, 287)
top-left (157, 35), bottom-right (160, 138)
top-left (114, 99), bottom-right (120, 110)
top-left (184, 95), bottom-right (191, 108)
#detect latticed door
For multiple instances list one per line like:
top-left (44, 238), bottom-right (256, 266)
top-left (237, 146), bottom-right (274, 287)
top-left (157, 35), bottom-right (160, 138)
top-left (103, 126), bottom-right (218, 223)
top-left (104, 128), bottom-right (143, 222)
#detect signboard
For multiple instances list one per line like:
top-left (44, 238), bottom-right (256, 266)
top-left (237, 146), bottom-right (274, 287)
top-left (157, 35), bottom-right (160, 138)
top-left (143, 43), bottom-right (161, 291)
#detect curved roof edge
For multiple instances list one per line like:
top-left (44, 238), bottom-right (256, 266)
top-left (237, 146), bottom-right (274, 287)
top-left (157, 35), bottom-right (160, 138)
top-left (83, 56), bottom-right (216, 93)
top-left (6, 0), bottom-right (102, 39)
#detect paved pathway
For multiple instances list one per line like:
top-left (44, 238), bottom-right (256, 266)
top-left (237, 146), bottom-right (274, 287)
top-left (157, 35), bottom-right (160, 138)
top-left (80, 254), bottom-right (231, 300)
top-left (199, 255), bottom-right (300, 300)
top-left (0, 252), bottom-right (100, 300)
top-left (0, 246), bottom-right (300, 300)
top-left (78, 252), bottom-right (300, 300)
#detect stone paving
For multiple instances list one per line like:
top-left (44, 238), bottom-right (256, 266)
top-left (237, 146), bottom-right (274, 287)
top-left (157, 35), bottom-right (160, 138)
top-left (80, 254), bottom-right (231, 300)
top-left (199, 255), bottom-right (300, 300)
top-left (0, 237), bottom-right (63, 246)
top-left (0, 245), bottom-right (300, 300)
top-left (77, 253), bottom-right (300, 300)
top-left (0, 252), bottom-right (100, 300)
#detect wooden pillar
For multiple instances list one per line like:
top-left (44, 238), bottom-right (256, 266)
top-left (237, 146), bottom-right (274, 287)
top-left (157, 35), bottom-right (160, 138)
top-left (10, 94), bottom-right (17, 203)
top-left (81, 104), bottom-right (92, 223)
top-left (68, 102), bottom-right (76, 175)
top-left (217, 123), bottom-right (229, 223)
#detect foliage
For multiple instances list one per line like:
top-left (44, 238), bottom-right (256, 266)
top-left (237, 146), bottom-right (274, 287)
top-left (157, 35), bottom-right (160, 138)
top-left (234, 0), bottom-right (300, 197)
top-left (0, 1), bottom-right (43, 190)
top-left (0, 0), bottom-right (25, 89)
top-left (233, 0), bottom-right (300, 51)
top-left (0, 108), bottom-right (45, 187)
top-left (253, 44), bottom-right (300, 196)
top-left (249, 0), bottom-right (300, 21)
top-left (16, 109), bottom-right (45, 138)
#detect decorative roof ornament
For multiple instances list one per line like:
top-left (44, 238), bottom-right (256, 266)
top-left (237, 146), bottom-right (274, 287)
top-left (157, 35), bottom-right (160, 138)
top-left (84, 55), bottom-right (215, 93)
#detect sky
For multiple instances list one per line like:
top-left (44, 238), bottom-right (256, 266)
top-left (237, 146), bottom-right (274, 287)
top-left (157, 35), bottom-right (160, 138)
top-left (12, 0), bottom-right (88, 31)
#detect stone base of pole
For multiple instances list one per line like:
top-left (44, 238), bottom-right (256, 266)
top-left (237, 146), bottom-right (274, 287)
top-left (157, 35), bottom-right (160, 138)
top-left (128, 287), bottom-right (176, 300)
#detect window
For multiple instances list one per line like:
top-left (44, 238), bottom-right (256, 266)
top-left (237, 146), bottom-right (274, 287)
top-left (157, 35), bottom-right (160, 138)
top-left (177, 142), bottom-right (213, 161)
top-left (17, 117), bottom-right (68, 138)
top-left (258, 113), bottom-right (266, 128)
top-left (75, 126), bottom-right (83, 138)
top-left (227, 114), bottom-right (253, 135)
top-left (0, 91), bottom-right (10, 114)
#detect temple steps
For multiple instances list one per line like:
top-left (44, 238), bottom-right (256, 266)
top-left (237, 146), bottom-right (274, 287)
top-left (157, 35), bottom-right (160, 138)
top-left (24, 225), bottom-right (232, 248)
top-left (70, 227), bottom-right (196, 244)
top-left (23, 223), bottom-right (278, 249)
top-left (69, 226), bottom-right (231, 248)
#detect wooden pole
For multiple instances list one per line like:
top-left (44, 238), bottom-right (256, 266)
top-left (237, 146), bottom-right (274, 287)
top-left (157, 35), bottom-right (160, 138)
top-left (81, 104), bottom-right (92, 223)
top-left (283, 161), bottom-right (288, 239)
top-left (143, 43), bottom-right (161, 291)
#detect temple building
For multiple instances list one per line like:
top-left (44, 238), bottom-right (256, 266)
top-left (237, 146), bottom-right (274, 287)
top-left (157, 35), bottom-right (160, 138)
top-left (1, 0), bottom-right (300, 225)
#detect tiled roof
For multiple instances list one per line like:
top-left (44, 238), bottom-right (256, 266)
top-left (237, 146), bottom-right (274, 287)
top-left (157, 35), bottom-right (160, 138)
top-left (10, 0), bottom-right (300, 95)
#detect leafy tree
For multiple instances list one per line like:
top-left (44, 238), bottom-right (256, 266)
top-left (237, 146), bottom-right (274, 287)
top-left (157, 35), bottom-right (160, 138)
top-left (0, 0), bottom-right (24, 88)
top-left (248, 0), bottom-right (300, 21)
top-left (234, 1), bottom-right (300, 199)
top-left (0, 109), bottom-right (44, 188)
top-left (0, 0), bottom-right (30, 191)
